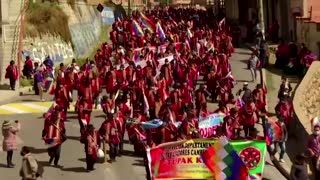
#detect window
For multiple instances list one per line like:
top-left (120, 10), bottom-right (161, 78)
top-left (317, 23), bottom-right (320, 32)
top-left (219, 0), bottom-right (225, 9)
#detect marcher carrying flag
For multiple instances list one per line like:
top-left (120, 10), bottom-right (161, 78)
top-left (132, 20), bottom-right (145, 37)
top-left (139, 12), bottom-right (156, 33)
top-left (142, 89), bottom-right (150, 117)
top-left (218, 18), bottom-right (226, 32)
top-left (201, 136), bottom-right (249, 180)
top-left (156, 22), bottom-right (166, 42)
top-left (262, 116), bottom-right (282, 145)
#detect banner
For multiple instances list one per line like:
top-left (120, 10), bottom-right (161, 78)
top-left (199, 113), bottom-right (225, 138)
top-left (101, 7), bottom-right (115, 25)
top-left (147, 139), bottom-right (266, 180)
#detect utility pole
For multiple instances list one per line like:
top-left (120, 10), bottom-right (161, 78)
top-left (128, 0), bottom-right (131, 16)
top-left (258, 0), bottom-right (266, 40)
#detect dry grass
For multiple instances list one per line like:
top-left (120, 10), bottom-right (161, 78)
top-left (24, 0), bottom-right (71, 43)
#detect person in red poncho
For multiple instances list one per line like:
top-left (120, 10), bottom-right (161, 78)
top-left (239, 97), bottom-right (258, 138)
top-left (84, 124), bottom-right (100, 171)
top-left (5, 60), bottom-right (19, 90)
top-left (252, 84), bottom-right (266, 120)
top-left (42, 105), bottom-right (66, 166)
top-left (275, 93), bottom-right (293, 128)
top-left (54, 80), bottom-right (70, 115)
top-left (181, 107), bottom-right (200, 139)
top-left (102, 113), bottom-right (121, 162)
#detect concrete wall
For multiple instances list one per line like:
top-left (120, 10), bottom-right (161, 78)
top-left (293, 61), bottom-right (320, 134)
top-left (22, 1), bottom-right (103, 63)
top-left (22, 35), bottom-right (74, 63)
top-left (225, 0), bottom-right (238, 21)
top-left (1, 0), bottom-right (9, 23)
top-left (296, 19), bottom-right (320, 57)
top-left (60, 1), bottom-right (102, 57)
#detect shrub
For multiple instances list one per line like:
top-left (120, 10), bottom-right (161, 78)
top-left (24, 0), bottom-right (71, 43)
top-left (19, 77), bottom-right (33, 87)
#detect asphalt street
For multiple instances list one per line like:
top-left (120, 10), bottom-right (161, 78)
top-left (0, 49), bottom-right (285, 180)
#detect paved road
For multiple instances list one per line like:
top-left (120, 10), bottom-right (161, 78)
top-left (0, 48), bottom-right (285, 180)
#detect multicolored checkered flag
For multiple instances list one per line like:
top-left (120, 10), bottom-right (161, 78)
top-left (201, 136), bottom-right (249, 180)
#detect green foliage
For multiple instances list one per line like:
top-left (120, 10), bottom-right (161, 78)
top-left (19, 77), bottom-right (33, 87)
top-left (24, 0), bottom-right (71, 43)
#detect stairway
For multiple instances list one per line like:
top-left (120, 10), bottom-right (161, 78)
top-left (0, 0), bottom-right (24, 85)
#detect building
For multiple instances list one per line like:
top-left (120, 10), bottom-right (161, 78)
top-left (225, 0), bottom-right (296, 41)
top-left (296, 0), bottom-right (320, 57)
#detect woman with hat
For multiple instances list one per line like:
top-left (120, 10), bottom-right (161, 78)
top-left (2, 120), bottom-right (21, 168)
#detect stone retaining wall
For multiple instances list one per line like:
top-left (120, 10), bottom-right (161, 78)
top-left (293, 61), bottom-right (320, 133)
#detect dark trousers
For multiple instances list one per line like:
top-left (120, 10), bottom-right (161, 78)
top-left (118, 136), bottom-right (124, 155)
top-left (48, 144), bottom-right (61, 165)
top-left (9, 78), bottom-right (16, 90)
top-left (243, 125), bottom-right (255, 137)
top-left (273, 141), bottom-right (286, 159)
top-left (7, 150), bottom-right (13, 166)
top-left (312, 156), bottom-right (320, 179)
top-left (34, 78), bottom-right (39, 95)
top-left (145, 157), bottom-right (151, 180)
top-left (109, 143), bottom-right (118, 160)
top-left (86, 154), bottom-right (96, 170)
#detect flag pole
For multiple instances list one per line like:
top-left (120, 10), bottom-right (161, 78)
top-left (258, 0), bottom-right (266, 40)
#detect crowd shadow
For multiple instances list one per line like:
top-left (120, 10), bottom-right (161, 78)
top-left (132, 159), bottom-right (144, 166)
top-left (123, 139), bottom-right (130, 144)
top-left (66, 135), bottom-right (80, 141)
top-left (122, 149), bottom-right (138, 157)
top-left (67, 115), bottom-right (78, 120)
top-left (29, 147), bottom-right (48, 154)
top-left (0, 163), bottom-right (8, 168)
top-left (21, 99), bottom-right (38, 102)
top-left (61, 166), bottom-right (87, 173)
top-left (285, 114), bottom-right (310, 167)
top-left (239, 59), bottom-right (249, 65)
top-left (37, 161), bottom-right (52, 168)
top-left (265, 65), bottom-right (284, 77)
top-left (95, 115), bottom-right (106, 118)
top-left (78, 158), bottom-right (86, 162)
top-left (236, 51), bottom-right (252, 56)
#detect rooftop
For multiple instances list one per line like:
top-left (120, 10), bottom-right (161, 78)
top-left (307, 0), bottom-right (320, 23)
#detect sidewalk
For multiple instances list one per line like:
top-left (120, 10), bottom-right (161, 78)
top-left (262, 52), bottom-right (307, 176)
top-left (0, 86), bottom-right (32, 105)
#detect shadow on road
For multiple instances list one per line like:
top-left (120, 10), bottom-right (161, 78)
top-left (21, 99), bottom-right (38, 102)
top-left (265, 65), bottom-right (283, 77)
top-left (237, 79), bottom-right (250, 83)
top-left (29, 147), bottom-right (48, 154)
top-left (94, 115), bottom-right (106, 118)
top-left (132, 159), bottom-right (144, 166)
top-left (37, 161), bottom-right (52, 168)
top-left (78, 158), bottom-right (86, 162)
top-left (123, 139), bottom-right (130, 144)
top-left (0, 163), bottom-right (8, 168)
top-left (67, 115), bottom-right (78, 120)
top-left (66, 135), bottom-right (80, 141)
top-left (239, 59), bottom-right (249, 65)
top-left (122, 149), bottom-right (138, 157)
top-left (61, 166), bottom-right (87, 173)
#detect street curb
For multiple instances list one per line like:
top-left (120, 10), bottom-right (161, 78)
top-left (260, 68), bottom-right (291, 180)
top-left (0, 86), bottom-right (31, 105)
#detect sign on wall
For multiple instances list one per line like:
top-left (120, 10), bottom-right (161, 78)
top-left (101, 7), bottom-right (115, 25)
